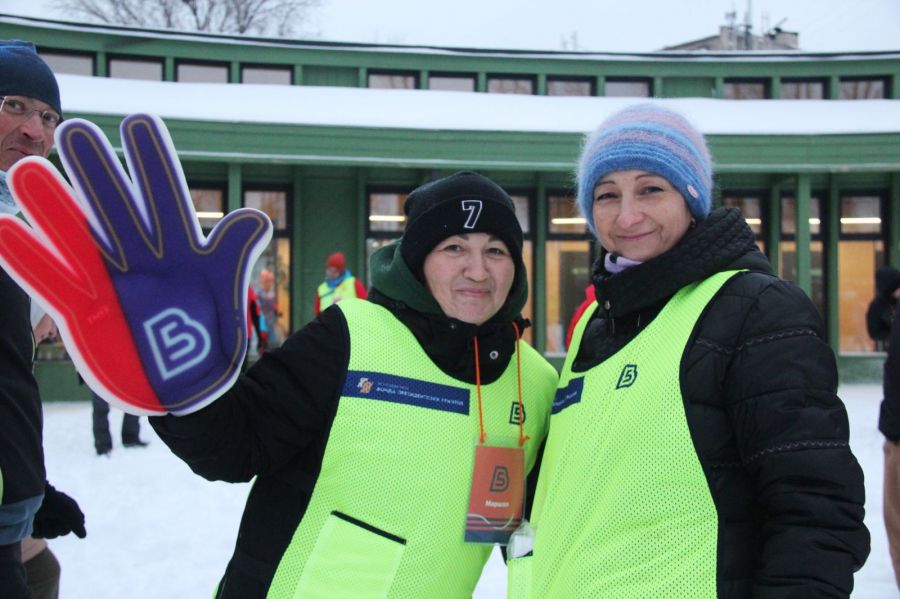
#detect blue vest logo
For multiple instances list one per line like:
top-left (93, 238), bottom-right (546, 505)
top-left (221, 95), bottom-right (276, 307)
top-left (342, 371), bottom-right (470, 414)
top-left (552, 377), bottom-right (584, 414)
top-left (357, 377), bottom-right (375, 394)
top-left (616, 364), bottom-right (638, 389)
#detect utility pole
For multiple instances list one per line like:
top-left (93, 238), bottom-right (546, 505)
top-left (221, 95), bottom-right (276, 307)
top-left (743, 0), bottom-right (754, 50)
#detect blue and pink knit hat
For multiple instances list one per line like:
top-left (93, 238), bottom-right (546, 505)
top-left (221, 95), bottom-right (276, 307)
top-left (576, 104), bottom-right (712, 234)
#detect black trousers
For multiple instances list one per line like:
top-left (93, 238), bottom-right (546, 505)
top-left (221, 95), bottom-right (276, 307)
top-left (0, 542), bottom-right (30, 599)
top-left (91, 392), bottom-right (140, 451)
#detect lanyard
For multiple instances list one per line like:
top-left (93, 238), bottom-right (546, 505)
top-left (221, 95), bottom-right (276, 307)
top-left (473, 321), bottom-right (529, 448)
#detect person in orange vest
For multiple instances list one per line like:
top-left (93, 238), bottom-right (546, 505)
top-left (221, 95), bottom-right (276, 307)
top-left (314, 252), bottom-right (367, 316)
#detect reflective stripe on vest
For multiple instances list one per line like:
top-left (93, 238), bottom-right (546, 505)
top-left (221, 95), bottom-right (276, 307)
top-left (317, 277), bottom-right (359, 311)
top-left (525, 270), bottom-right (741, 599)
top-left (268, 299), bottom-right (557, 599)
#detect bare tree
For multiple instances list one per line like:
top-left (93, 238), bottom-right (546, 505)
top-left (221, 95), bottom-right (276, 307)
top-left (51, 0), bottom-right (322, 37)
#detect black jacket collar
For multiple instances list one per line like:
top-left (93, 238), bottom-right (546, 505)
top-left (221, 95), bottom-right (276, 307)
top-left (367, 289), bottom-right (527, 385)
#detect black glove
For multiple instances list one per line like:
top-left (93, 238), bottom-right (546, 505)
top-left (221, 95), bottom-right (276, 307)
top-left (32, 482), bottom-right (86, 539)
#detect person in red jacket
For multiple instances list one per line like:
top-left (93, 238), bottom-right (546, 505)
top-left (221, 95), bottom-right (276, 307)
top-left (314, 252), bottom-right (367, 316)
top-left (565, 284), bottom-right (596, 349)
top-left (247, 286), bottom-right (267, 355)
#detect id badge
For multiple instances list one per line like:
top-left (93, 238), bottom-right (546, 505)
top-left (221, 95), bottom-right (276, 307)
top-left (465, 444), bottom-right (525, 544)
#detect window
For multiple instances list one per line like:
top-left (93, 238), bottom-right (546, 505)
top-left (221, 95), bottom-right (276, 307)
top-left (38, 51), bottom-right (93, 76)
top-left (781, 78), bottom-right (826, 100)
top-left (188, 186), bottom-right (225, 232)
top-left (177, 61), bottom-right (229, 83)
top-left (428, 73), bottom-right (476, 92)
top-left (723, 79), bottom-right (769, 100)
top-left (840, 77), bottom-right (888, 99)
top-left (779, 195), bottom-right (825, 317)
top-left (839, 192), bottom-right (884, 350)
top-left (368, 71), bottom-right (418, 89)
top-left (366, 189), bottom-right (409, 273)
top-left (838, 194), bottom-right (884, 352)
top-left (509, 192), bottom-right (534, 343)
top-left (245, 189), bottom-right (292, 351)
top-left (604, 78), bottom-right (651, 97)
top-left (242, 66), bottom-right (292, 85)
top-left (721, 193), bottom-right (765, 252)
top-left (109, 57), bottom-right (163, 81)
top-left (487, 76), bottom-right (535, 95)
top-left (547, 78), bottom-right (594, 96)
top-left (545, 193), bottom-right (593, 355)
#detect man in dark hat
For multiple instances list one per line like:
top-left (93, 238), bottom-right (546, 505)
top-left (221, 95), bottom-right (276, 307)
top-left (0, 40), bottom-right (85, 599)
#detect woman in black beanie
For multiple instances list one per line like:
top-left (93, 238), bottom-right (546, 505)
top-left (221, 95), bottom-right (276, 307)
top-left (151, 171), bottom-right (557, 598)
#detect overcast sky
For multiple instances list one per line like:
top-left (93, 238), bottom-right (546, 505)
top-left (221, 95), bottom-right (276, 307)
top-left (0, 0), bottom-right (898, 53)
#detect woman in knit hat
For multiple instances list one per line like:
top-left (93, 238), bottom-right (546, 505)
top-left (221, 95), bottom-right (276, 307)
top-left (151, 171), bottom-right (557, 597)
top-left (508, 104), bottom-right (869, 598)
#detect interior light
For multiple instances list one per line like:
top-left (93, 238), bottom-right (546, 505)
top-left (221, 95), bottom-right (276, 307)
top-left (840, 217), bottom-right (881, 225)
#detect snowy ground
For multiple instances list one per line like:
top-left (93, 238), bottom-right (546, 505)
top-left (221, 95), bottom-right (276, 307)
top-left (41, 384), bottom-right (894, 598)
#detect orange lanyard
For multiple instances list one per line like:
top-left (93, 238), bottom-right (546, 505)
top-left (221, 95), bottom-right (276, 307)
top-left (474, 322), bottom-right (529, 448)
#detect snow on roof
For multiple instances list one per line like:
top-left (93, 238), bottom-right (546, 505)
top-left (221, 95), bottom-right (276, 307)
top-left (57, 74), bottom-right (900, 136)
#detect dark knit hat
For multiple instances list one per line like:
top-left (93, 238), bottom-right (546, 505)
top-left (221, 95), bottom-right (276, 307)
top-left (577, 104), bottom-right (712, 234)
top-left (400, 171), bottom-right (524, 275)
top-left (0, 40), bottom-right (62, 116)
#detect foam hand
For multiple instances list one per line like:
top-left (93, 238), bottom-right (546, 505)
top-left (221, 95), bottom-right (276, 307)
top-left (0, 114), bottom-right (272, 415)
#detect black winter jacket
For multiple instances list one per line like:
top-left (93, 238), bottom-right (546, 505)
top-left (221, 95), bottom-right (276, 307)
top-left (879, 311), bottom-right (900, 442)
top-left (866, 265), bottom-right (900, 345)
top-left (0, 267), bottom-right (45, 544)
top-left (150, 241), bottom-right (534, 598)
top-left (573, 208), bottom-right (869, 598)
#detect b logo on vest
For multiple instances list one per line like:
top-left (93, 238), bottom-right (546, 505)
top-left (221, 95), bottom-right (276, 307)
top-left (616, 364), bottom-right (638, 389)
top-left (509, 402), bottom-right (526, 425)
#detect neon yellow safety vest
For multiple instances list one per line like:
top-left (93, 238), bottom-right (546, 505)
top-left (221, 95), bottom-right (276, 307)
top-left (317, 276), bottom-right (360, 311)
top-left (268, 299), bottom-right (557, 599)
top-left (508, 270), bottom-right (740, 599)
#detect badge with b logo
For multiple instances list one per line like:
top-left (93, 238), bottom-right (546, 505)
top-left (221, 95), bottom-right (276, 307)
top-left (465, 444), bottom-right (524, 544)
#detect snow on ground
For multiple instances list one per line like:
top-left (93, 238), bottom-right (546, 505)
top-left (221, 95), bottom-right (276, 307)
top-left (41, 384), bottom-right (894, 598)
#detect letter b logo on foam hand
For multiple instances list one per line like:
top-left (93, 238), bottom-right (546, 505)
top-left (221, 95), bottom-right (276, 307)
top-left (0, 114), bottom-right (272, 416)
top-left (144, 308), bottom-right (212, 381)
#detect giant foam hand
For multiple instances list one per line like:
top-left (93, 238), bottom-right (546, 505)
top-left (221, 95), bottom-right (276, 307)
top-left (0, 114), bottom-right (272, 415)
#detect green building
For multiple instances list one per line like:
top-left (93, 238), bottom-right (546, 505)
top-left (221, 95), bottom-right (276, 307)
top-left (1, 13), bottom-right (898, 396)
